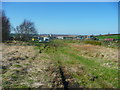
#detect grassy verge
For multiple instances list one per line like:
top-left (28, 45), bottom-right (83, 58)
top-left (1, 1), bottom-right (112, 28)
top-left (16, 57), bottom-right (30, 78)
top-left (60, 46), bottom-right (118, 88)
top-left (38, 40), bottom-right (118, 88)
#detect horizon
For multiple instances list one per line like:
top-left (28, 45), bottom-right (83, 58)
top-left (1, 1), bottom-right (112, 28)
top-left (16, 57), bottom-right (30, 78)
top-left (30, 32), bottom-right (119, 35)
top-left (2, 2), bottom-right (118, 35)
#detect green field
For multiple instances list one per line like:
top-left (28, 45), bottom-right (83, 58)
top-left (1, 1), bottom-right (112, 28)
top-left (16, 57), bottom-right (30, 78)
top-left (96, 35), bottom-right (120, 39)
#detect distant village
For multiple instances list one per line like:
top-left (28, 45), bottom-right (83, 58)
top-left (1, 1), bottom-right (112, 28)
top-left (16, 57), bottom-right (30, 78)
top-left (32, 34), bottom-right (98, 42)
top-left (10, 33), bottom-right (119, 43)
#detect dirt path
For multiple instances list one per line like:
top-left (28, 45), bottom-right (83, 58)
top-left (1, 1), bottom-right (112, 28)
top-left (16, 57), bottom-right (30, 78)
top-left (1, 42), bottom-right (80, 88)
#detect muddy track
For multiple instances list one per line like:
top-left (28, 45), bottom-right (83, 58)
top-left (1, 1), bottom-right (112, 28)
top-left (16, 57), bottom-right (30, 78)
top-left (2, 42), bottom-right (82, 88)
top-left (59, 66), bottom-right (68, 89)
top-left (43, 43), bottom-right (81, 89)
top-left (59, 65), bottom-right (81, 89)
top-left (50, 64), bottom-right (80, 89)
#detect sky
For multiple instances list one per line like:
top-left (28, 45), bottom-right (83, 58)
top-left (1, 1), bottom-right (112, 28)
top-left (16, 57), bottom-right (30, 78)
top-left (2, 2), bottom-right (118, 35)
top-left (2, 0), bottom-right (120, 2)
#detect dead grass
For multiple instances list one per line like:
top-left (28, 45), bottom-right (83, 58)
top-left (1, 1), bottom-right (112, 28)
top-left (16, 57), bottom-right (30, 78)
top-left (1, 43), bottom-right (60, 88)
top-left (70, 43), bottom-right (118, 62)
top-left (1, 40), bottom-right (118, 88)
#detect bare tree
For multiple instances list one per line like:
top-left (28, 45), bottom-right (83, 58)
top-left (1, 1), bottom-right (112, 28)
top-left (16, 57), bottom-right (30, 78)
top-left (15, 20), bottom-right (37, 41)
top-left (0, 10), bottom-right (2, 42)
top-left (0, 10), bottom-right (11, 42)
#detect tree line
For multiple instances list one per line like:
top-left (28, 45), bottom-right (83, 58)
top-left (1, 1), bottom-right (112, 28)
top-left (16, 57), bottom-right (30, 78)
top-left (0, 10), bottom-right (38, 42)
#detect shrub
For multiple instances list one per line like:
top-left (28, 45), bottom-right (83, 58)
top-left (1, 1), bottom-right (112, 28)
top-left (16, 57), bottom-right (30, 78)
top-left (14, 64), bottom-right (22, 68)
top-left (84, 40), bottom-right (102, 46)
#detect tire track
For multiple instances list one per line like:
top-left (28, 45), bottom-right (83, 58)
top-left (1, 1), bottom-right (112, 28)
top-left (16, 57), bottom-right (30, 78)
top-left (59, 66), bottom-right (68, 90)
top-left (58, 61), bottom-right (80, 89)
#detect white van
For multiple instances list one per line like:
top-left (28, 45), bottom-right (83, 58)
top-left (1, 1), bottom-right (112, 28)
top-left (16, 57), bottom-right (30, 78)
top-left (38, 37), bottom-right (50, 42)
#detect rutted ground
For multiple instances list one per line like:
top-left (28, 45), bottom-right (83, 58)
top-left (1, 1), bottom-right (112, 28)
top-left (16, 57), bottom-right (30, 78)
top-left (43, 40), bottom-right (118, 88)
top-left (1, 42), bottom-right (79, 88)
top-left (1, 40), bottom-right (119, 88)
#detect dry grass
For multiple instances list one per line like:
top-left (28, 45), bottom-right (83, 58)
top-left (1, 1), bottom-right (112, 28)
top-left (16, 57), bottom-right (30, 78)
top-left (1, 43), bottom-right (60, 88)
top-left (70, 43), bottom-right (118, 62)
top-left (1, 40), bottom-right (118, 88)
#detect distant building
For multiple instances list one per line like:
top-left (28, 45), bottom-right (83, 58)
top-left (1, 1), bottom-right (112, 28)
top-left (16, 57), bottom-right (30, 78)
top-left (84, 35), bottom-right (98, 40)
top-left (56, 36), bottom-right (64, 39)
top-left (76, 35), bottom-right (84, 40)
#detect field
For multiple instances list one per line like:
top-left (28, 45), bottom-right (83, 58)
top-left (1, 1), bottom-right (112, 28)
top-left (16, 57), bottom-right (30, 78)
top-left (96, 34), bottom-right (120, 39)
top-left (1, 40), bottom-right (119, 88)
